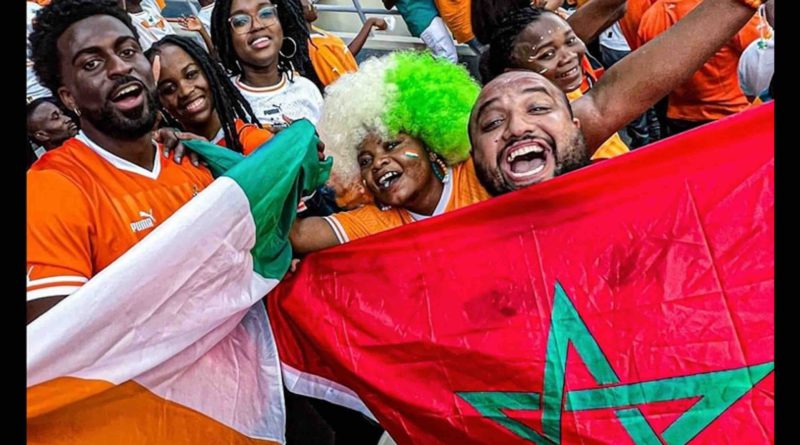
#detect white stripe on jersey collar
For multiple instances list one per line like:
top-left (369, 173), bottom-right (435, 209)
top-left (77, 130), bottom-right (162, 180)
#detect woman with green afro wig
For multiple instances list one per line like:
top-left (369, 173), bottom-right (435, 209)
top-left (290, 51), bottom-right (492, 253)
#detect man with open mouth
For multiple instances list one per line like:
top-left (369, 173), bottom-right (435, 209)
top-left (481, 6), bottom-right (631, 162)
top-left (469, 0), bottom-right (766, 196)
top-left (27, 0), bottom-right (213, 324)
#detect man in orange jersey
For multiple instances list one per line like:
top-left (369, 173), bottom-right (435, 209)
top-left (27, 0), bottom-right (213, 324)
top-left (638, 0), bottom-right (760, 136)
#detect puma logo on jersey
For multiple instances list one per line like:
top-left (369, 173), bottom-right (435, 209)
top-left (130, 209), bottom-right (156, 233)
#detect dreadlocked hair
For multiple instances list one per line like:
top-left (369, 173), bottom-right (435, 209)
top-left (145, 35), bottom-right (261, 154)
top-left (484, 6), bottom-right (545, 83)
top-left (30, 0), bottom-right (139, 93)
top-left (210, 0), bottom-right (324, 91)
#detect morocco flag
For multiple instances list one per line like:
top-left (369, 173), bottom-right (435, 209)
top-left (269, 103), bottom-right (774, 444)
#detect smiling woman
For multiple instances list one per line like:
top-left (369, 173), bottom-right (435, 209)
top-left (289, 51), bottom-right (491, 254)
top-left (145, 35), bottom-right (271, 154)
top-left (485, 7), bottom-right (630, 161)
top-left (210, 0), bottom-right (324, 129)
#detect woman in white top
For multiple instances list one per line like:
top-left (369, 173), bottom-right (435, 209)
top-left (210, 0), bottom-right (324, 130)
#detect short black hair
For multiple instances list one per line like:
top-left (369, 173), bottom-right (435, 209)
top-left (484, 6), bottom-right (546, 83)
top-left (210, 0), bottom-right (323, 91)
top-left (146, 35), bottom-right (262, 153)
top-left (27, 96), bottom-right (61, 125)
top-left (27, 96), bottom-right (79, 146)
top-left (29, 0), bottom-right (140, 93)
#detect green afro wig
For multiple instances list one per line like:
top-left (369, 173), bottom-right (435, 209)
top-left (317, 51), bottom-right (481, 193)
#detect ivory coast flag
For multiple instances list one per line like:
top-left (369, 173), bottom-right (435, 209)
top-left (27, 120), bottom-right (331, 444)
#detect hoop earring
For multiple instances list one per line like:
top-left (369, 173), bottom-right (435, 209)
top-left (280, 36), bottom-right (298, 59)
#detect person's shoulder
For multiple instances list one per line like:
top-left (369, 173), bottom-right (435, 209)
top-left (310, 25), bottom-right (330, 37)
top-left (30, 139), bottom-right (90, 174)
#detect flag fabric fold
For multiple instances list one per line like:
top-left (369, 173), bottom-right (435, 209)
top-left (27, 120), bottom-right (329, 445)
top-left (269, 104), bottom-right (774, 445)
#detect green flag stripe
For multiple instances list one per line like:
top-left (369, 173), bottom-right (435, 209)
top-left (184, 120), bottom-right (332, 279)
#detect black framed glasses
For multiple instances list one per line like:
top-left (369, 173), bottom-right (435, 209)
top-left (228, 5), bottom-right (279, 34)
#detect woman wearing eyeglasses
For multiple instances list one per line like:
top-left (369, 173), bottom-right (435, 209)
top-left (210, 0), bottom-right (324, 131)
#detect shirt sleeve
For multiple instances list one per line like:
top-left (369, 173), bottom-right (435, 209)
top-left (323, 205), bottom-right (400, 243)
top-left (27, 169), bottom-right (93, 302)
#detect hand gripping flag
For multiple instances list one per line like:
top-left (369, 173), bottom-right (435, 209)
top-left (269, 104), bottom-right (774, 445)
top-left (27, 120), bottom-right (331, 445)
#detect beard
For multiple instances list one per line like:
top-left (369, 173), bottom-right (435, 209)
top-left (476, 129), bottom-right (591, 196)
top-left (82, 82), bottom-right (158, 141)
top-left (553, 129), bottom-right (590, 176)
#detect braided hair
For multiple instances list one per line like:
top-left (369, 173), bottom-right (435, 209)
top-left (484, 6), bottom-right (546, 83)
top-left (29, 0), bottom-right (139, 94)
top-left (210, 0), bottom-right (323, 91)
top-left (145, 35), bottom-right (262, 154)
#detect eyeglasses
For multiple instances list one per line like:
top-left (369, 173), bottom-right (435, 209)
top-left (228, 5), bottom-right (279, 34)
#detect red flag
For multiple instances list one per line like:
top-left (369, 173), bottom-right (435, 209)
top-left (269, 103), bottom-right (774, 445)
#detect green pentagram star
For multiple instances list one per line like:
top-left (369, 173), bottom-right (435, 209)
top-left (457, 282), bottom-right (773, 445)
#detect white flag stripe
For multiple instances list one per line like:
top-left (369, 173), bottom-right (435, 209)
top-left (28, 176), bottom-right (286, 441)
top-left (282, 363), bottom-right (376, 421)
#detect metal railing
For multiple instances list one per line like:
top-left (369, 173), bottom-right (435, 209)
top-left (315, 2), bottom-right (401, 24)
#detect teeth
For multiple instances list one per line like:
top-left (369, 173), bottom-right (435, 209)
top-left (252, 37), bottom-right (270, 46)
top-left (378, 171), bottom-right (399, 188)
top-left (507, 145), bottom-right (544, 163)
top-left (559, 67), bottom-right (577, 79)
top-left (185, 97), bottom-right (204, 112)
top-left (115, 85), bottom-right (139, 98)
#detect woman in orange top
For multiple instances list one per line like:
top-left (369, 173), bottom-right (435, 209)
top-left (290, 52), bottom-right (491, 253)
top-left (145, 35), bottom-right (272, 155)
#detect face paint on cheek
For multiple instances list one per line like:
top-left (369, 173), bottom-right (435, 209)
top-left (404, 151), bottom-right (419, 159)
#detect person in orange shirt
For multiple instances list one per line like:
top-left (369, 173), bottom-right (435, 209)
top-left (299, 0), bottom-right (387, 86)
top-left (27, 0), bottom-right (214, 323)
top-left (482, 7), bottom-right (630, 160)
top-left (618, 0), bottom-right (659, 49)
top-left (289, 52), bottom-right (490, 253)
top-left (638, 0), bottom-right (760, 136)
top-left (468, 0), bottom-right (764, 197)
top-left (434, 0), bottom-right (483, 51)
top-left (145, 35), bottom-right (273, 155)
